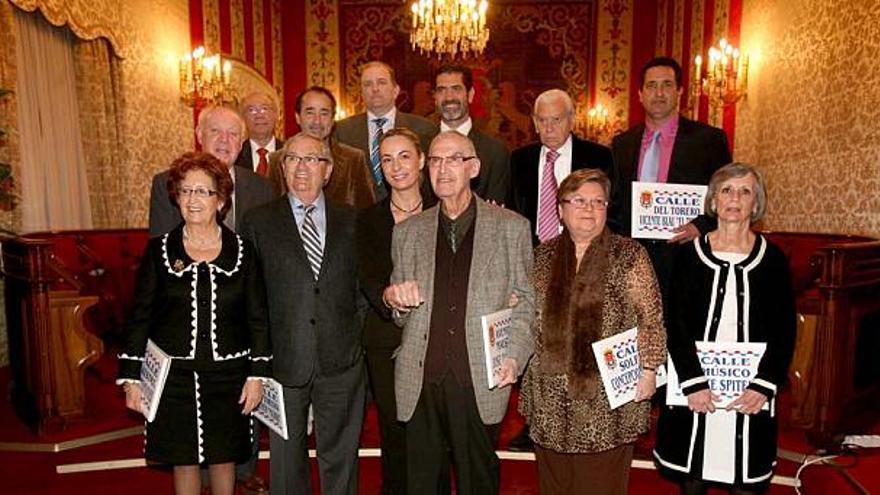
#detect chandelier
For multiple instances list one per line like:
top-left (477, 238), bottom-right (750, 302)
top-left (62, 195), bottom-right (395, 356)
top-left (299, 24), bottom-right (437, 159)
top-left (179, 47), bottom-right (235, 108)
top-left (690, 38), bottom-right (749, 123)
top-left (410, 0), bottom-right (490, 58)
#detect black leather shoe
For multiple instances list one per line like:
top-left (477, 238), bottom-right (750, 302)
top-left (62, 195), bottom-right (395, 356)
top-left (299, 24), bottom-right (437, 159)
top-left (507, 425), bottom-right (533, 452)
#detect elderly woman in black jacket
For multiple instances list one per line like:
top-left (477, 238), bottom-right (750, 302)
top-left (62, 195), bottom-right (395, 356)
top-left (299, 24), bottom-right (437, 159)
top-left (118, 152), bottom-right (271, 495)
top-left (653, 163), bottom-right (796, 494)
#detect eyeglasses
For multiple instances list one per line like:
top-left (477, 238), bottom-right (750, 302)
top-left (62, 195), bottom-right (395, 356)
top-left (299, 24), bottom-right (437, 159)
top-left (178, 186), bottom-right (217, 198)
top-left (245, 105), bottom-right (275, 115)
top-left (283, 153), bottom-right (331, 166)
top-left (426, 154), bottom-right (476, 168)
top-left (559, 197), bottom-right (608, 210)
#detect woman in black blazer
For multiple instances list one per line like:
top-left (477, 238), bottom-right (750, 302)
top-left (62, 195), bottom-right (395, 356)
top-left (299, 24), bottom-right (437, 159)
top-left (653, 163), bottom-right (796, 494)
top-left (118, 152), bottom-right (271, 495)
top-left (357, 128), bottom-right (435, 494)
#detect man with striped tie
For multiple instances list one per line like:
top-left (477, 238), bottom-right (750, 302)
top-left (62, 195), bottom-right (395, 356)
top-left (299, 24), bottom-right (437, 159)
top-left (334, 60), bottom-right (437, 200)
top-left (241, 132), bottom-right (365, 495)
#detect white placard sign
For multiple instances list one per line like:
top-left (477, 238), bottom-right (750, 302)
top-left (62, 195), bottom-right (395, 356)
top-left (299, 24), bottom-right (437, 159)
top-left (591, 327), bottom-right (667, 409)
top-left (254, 378), bottom-right (289, 440)
top-left (141, 340), bottom-right (171, 422)
top-left (665, 341), bottom-right (767, 408)
top-left (481, 308), bottom-right (512, 389)
top-left (631, 182), bottom-right (708, 239)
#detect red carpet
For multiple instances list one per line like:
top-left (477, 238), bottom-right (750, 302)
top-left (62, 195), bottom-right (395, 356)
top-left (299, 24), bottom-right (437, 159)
top-left (1, 354), bottom-right (878, 494)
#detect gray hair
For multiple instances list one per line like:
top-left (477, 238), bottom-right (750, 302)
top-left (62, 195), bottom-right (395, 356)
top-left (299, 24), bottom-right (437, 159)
top-left (282, 132), bottom-right (333, 165)
top-left (533, 89), bottom-right (575, 117)
top-left (429, 130), bottom-right (477, 156)
top-left (705, 162), bottom-right (768, 223)
top-left (196, 105), bottom-right (247, 139)
top-left (239, 91), bottom-right (279, 115)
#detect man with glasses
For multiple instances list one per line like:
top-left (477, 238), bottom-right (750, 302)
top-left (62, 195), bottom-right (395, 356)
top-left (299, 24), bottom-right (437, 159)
top-left (149, 105), bottom-right (275, 237)
top-left (335, 60), bottom-right (437, 199)
top-left (434, 64), bottom-right (510, 204)
top-left (383, 131), bottom-right (535, 494)
top-left (509, 89), bottom-right (614, 247)
top-left (610, 57), bottom-right (730, 297)
top-left (242, 133), bottom-right (365, 495)
top-left (235, 91), bottom-right (282, 177)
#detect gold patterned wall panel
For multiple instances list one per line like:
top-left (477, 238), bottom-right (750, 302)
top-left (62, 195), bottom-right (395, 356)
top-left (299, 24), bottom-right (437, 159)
top-left (0, 1), bottom-right (23, 234)
top-left (8, 0), bottom-right (127, 56)
top-left (115, 0), bottom-right (192, 228)
top-left (593, 0), bottom-right (632, 140)
top-left (736, 0), bottom-right (880, 237)
top-left (306, 0), bottom-right (341, 99)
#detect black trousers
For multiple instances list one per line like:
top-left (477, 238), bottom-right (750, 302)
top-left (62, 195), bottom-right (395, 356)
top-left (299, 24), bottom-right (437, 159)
top-left (406, 376), bottom-right (500, 495)
top-left (366, 346), bottom-right (407, 495)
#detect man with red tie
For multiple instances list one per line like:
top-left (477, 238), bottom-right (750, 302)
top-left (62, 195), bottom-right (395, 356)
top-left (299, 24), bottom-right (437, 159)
top-left (235, 91), bottom-right (282, 177)
top-left (509, 89), bottom-right (615, 247)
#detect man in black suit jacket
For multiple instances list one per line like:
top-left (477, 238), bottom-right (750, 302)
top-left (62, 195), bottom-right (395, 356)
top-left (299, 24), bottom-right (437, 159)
top-left (434, 64), bottom-right (510, 204)
top-left (334, 61), bottom-right (437, 199)
top-left (610, 57), bottom-right (731, 295)
top-left (509, 89), bottom-right (614, 246)
top-left (149, 106), bottom-right (276, 237)
top-left (242, 133), bottom-right (365, 495)
top-left (234, 91), bottom-right (282, 176)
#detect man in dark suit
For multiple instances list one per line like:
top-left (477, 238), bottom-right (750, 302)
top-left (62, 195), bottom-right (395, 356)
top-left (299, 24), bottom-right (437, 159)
top-left (334, 61), bottom-right (437, 199)
top-left (434, 64), bottom-right (510, 204)
top-left (242, 133), bottom-right (365, 495)
top-left (610, 56), bottom-right (731, 295)
top-left (149, 105), bottom-right (276, 237)
top-left (235, 91), bottom-right (282, 176)
top-left (509, 89), bottom-right (614, 246)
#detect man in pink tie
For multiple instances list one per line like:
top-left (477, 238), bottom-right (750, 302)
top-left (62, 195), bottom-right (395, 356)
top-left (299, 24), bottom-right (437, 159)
top-left (609, 57), bottom-right (731, 297)
top-left (506, 89), bottom-right (613, 452)
top-left (509, 89), bottom-right (614, 246)
top-left (235, 91), bottom-right (282, 177)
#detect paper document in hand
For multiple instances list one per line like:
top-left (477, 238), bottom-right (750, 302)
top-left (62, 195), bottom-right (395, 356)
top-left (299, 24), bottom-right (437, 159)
top-left (141, 340), bottom-right (172, 422)
top-left (591, 327), bottom-right (665, 409)
top-left (631, 182), bottom-right (708, 239)
top-left (254, 378), bottom-right (289, 440)
top-left (481, 308), bottom-right (512, 389)
top-left (665, 341), bottom-right (767, 409)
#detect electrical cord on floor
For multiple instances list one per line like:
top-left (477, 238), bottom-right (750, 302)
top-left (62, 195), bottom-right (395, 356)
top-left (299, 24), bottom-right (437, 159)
top-left (794, 446), bottom-right (868, 495)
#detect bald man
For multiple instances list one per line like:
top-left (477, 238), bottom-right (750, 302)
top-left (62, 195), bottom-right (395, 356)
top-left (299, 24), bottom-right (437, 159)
top-left (149, 105), bottom-right (275, 236)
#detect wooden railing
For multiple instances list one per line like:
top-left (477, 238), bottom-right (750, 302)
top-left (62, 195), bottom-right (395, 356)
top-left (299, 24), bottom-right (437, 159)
top-left (1, 229), bottom-right (148, 433)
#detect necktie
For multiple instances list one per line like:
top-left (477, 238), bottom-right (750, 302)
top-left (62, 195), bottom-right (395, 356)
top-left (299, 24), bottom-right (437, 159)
top-left (537, 149), bottom-right (561, 243)
top-left (300, 205), bottom-right (323, 280)
top-left (640, 130), bottom-right (661, 182)
top-left (370, 117), bottom-right (388, 185)
top-left (256, 147), bottom-right (269, 176)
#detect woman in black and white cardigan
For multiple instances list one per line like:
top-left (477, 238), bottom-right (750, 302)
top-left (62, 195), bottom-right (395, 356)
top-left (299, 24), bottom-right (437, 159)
top-left (653, 162), bottom-right (796, 495)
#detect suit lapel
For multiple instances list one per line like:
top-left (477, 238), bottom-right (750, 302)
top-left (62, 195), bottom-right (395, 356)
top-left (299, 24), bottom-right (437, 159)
top-left (623, 124), bottom-right (645, 181)
top-left (354, 114), bottom-right (370, 155)
top-left (468, 200), bottom-right (498, 284)
top-left (319, 201), bottom-right (343, 280)
top-left (234, 170), bottom-right (251, 229)
top-left (668, 117), bottom-right (692, 183)
top-left (272, 197), bottom-right (311, 268)
top-left (416, 207), bottom-right (440, 309)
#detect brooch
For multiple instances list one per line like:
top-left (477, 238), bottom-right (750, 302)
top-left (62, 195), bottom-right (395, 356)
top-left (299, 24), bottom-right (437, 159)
top-left (173, 259), bottom-right (186, 272)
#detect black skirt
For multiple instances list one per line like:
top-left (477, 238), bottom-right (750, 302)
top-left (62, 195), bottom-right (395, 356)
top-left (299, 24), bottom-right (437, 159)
top-left (145, 362), bottom-right (251, 465)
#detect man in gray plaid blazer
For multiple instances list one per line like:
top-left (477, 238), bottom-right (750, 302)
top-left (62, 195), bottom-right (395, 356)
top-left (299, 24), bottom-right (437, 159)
top-left (383, 131), bottom-right (535, 494)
